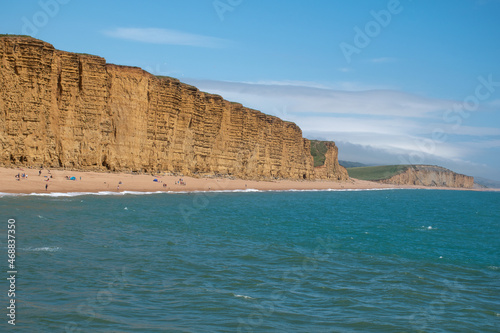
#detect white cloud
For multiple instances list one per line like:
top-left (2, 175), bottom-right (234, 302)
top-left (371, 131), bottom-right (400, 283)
top-left (304, 128), bottom-right (466, 161)
top-left (184, 79), bottom-right (455, 118)
top-left (297, 116), bottom-right (419, 136)
top-left (103, 27), bottom-right (230, 48)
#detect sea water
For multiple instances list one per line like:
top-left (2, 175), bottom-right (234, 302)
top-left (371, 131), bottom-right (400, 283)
top-left (0, 189), bottom-right (499, 332)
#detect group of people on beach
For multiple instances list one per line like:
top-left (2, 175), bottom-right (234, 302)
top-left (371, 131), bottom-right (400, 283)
top-left (40, 169), bottom-right (52, 190)
top-left (156, 178), bottom-right (187, 188)
top-left (14, 172), bottom-right (28, 180)
top-left (14, 168), bottom-right (53, 190)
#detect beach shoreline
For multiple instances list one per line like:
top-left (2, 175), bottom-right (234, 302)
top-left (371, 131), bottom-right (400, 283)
top-left (0, 166), bottom-right (496, 195)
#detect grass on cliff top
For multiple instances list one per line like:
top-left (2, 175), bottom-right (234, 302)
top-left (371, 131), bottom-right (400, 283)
top-left (346, 165), bottom-right (411, 181)
top-left (310, 140), bottom-right (328, 167)
top-left (339, 160), bottom-right (369, 168)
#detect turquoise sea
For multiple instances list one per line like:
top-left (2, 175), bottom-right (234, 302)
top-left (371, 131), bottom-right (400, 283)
top-left (1, 189), bottom-right (499, 332)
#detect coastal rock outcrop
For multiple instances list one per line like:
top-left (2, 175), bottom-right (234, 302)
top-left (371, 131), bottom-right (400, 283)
top-left (313, 142), bottom-right (349, 180)
top-left (0, 36), bottom-right (348, 181)
top-left (378, 165), bottom-right (474, 188)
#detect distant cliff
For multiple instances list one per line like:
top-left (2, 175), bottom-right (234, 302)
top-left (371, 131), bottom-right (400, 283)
top-left (378, 165), bottom-right (474, 188)
top-left (0, 36), bottom-right (348, 181)
top-left (347, 165), bottom-right (473, 188)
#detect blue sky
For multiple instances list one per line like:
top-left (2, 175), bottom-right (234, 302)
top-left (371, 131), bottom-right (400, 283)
top-left (2, 0), bottom-right (500, 181)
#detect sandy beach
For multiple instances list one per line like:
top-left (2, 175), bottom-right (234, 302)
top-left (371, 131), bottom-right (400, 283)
top-left (1, 166), bottom-right (492, 194)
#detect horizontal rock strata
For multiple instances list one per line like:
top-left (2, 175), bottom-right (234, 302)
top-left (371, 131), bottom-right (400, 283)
top-left (0, 36), bottom-right (348, 181)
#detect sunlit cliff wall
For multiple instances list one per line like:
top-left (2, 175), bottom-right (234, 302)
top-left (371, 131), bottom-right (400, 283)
top-left (0, 36), bottom-right (348, 181)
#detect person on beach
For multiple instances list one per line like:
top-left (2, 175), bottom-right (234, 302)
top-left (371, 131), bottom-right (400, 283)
top-left (45, 184), bottom-right (48, 191)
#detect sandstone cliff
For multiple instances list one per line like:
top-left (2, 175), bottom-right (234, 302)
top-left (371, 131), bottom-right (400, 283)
top-left (0, 36), bottom-right (348, 181)
top-left (378, 165), bottom-right (474, 188)
top-left (311, 141), bottom-right (349, 180)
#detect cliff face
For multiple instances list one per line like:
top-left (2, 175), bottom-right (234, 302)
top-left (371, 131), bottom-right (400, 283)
top-left (313, 142), bottom-right (348, 180)
top-left (0, 36), bottom-right (346, 180)
top-left (379, 165), bottom-right (474, 188)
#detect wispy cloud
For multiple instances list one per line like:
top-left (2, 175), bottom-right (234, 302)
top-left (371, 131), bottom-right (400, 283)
top-left (244, 79), bottom-right (393, 91)
top-left (462, 139), bottom-right (500, 149)
top-left (439, 125), bottom-right (500, 136)
top-left (240, 80), bottom-right (326, 89)
top-left (369, 57), bottom-right (397, 63)
top-left (487, 99), bottom-right (500, 108)
top-left (184, 79), bottom-right (454, 118)
top-left (103, 27), bottom-right (230, 48)
top-left (337, 67), bottom-right (351, 73)
top-left (304, 126), bottom-right (469, 161)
